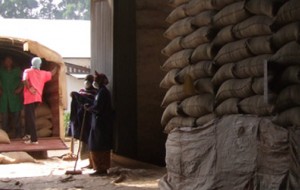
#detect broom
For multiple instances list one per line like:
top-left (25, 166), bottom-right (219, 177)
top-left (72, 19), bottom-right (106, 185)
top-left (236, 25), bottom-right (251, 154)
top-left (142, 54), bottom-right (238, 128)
top-left (65, 109), bottom-right (87, 175)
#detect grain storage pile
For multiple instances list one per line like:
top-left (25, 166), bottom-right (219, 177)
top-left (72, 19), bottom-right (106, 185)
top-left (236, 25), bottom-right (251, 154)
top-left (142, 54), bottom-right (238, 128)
top-left (160, 0), bottom-right (300, 189)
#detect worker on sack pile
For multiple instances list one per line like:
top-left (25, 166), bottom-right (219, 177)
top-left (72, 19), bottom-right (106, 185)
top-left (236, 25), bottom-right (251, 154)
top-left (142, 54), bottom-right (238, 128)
top-left (22, 57), bottom-right (57, 144)
top-left (84, 71), bottom-right (113, 176)
top-left (0, 56), bottom-right (23, 138)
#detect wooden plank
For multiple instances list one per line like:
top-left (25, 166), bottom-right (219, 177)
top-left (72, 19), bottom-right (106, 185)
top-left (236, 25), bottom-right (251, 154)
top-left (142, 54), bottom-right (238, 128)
top-left (0, 138), bottom-right (68, 152)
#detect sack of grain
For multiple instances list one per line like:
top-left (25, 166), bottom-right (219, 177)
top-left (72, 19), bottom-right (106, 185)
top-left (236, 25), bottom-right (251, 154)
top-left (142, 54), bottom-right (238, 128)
top-left (245, 0), bottom-right (284, 18)
top-left (274, 0), bottom-right (300, 27)
top-left (191, 43), bottom-right (217, 63)
top-left (161, 37), bottom-right (183, 57)
top-left (215, 98), bottom-right (240, 116)
top-left (271, 22), bottom-right (300, 50)
top-left (164, 116), bottom-right (197, 133)
top-left (37, 128), bottom-right (52, 138)
top-left (180, 94), bottom-right (214, 117)
top-left (160, 69), bottom-right (180, 89)
top-left (216, 78), bottom-right (254, 102)
top-left (212, 63), bottom-right (236, 86)
top-left (0, 152), bottom-right (36, 164)
top-left (176, 61), bottom-right (216, 83)
top-left (247, 36), bottom-right (274, 55)
top-left (0, 129), bottom-right (10, 144)
top-left (164, 17), bottom-right (196, 40)
top-left (239, 95), bottom-right (276, 116)
top-left (212, 0), bottom-right (243, 10)
top-left (35, 103), bottom-right (52, 119)
top-left (185, 0), bottom-right (214, 16)
top-left (195, 113), bottom-right (216, 126)
top-left (161, 84), bottom-right (196, 107)
top-left (232, 16), bottom-right (273, 39)
top-left (251, 76), bottom-right (274, 95)
top-left (36, 118), bottom-right (53, 131)
top-left (166, 4), bottom-right (187, 24)
top-left (276, 85), bottom-right (300, 112)
top-left (233, 54), bottom-right (272, 78)
top-left (161, 49), bottom-right (193, 71)
top-left (161, 102), bottom-right (180, 126)
top-left (211, 25), bottom-right (235, 48)
top-left (191, 10), bottom-right (217, 27)
top-left (168, 0), bottom-right (189, 7)
top-left (194, 78), bottom-right (215, 94)
top-left (272, 107), bottom-right (300, 126)
top-left (269, 41), bottom-right (300, 66)
top-left (181, 26), bottom-right (218, 49)
top-left (214, 39), bottom-right (252, 65)
top-left (213, 1), bottom-right (251, 28)
top-left (280, 66), bottom-right (300, 86)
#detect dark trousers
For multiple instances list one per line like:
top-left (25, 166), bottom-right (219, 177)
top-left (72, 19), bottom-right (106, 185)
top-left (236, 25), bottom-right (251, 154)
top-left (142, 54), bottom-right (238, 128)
top-left (2, 111), bottom-right (21, 137)
top-left (24, 103), bottom-right (38, 142)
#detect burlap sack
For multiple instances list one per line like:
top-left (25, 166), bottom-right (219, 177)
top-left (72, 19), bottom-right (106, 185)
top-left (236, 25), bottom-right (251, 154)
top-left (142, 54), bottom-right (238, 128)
top-left (212, 63), bottom-right (236, 86)
top-left (271, 22), bottom-right (300, 50)
top-left (185, 0), bottom-right (214, 16)
top-left (194, 78), bottom-right (215, 94)
top-left (269, 41), bottom-right (300, 65)
top-left (36, 118), bottom-right (53, 131)
top-left (214, 39), bottom-right (252, 65)
top-left (35, 103), bottom-right (52, 119)
top-left (164, 116), bottom-right (197, 133)
top-left (191, 10), bottom-right (217, 27)
top-left (0, 152), bottom-right (35, 164)
top-left (211, 25), bottom-right (235, 48)
top-left (180, 94), bottom-right (214, 117)
top-left (164, 17), bottom-right (196, 40)
top-left (160, 69), bottom-right (180, 89)
top-left (161, 37), bottom-right (183, 57)
top-left (215, 98), bottom-right (240, 116)
top-left (280, 66), bottom-right (300, 86)
top-left (168, 0), bottom-right (189, 7)
top-left (161, 102), bottom-right (180, 126)
top-left (191, 43), bottom-right (217, 63)
top-left (181, 26), bottom-right (217, 49)
top-left (251, 76), bottom-right (274, 95)
top-left (274, 0), bottom-right (300, 27)
top-left (166, 4), bottom-right (187, 24)
top-left (233, 16), bottom-right (273, 39)
top-left (212, 0), bottom-right (243, 10)
top-left (239, 95), bottom-right (276, 116)
top-left (213, 1), bottom-right (251, 28)
top-left (247, 36), bottom-right (274, 55)
top-left (276, 85), bottom-right (300, 112)
top-left (245, 0), bottom-right (284, 18)
top-left (195, 113), bottom-right (216, 126)
top-left (233, 54), bottom-right (271, 78)
top-left (37, 128), bottom-right (52, 138)
top-left (0, 129), bottom-right (10, 144)
top-left (216, 78), bottom-right (254, 102)
top-left (272, 107), bottom-right (300, 126)
top-left (161, 84), bottom-right (196, 107)
top-left (176, 61), bottom-right (216, 83)
top-left (161, 49), bottom-right (193, 71)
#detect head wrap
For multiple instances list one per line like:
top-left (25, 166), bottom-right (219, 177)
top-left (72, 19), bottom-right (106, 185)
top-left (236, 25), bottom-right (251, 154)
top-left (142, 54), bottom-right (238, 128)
top-left (31, 57), bottom-right (42, 69)
top-left (94, 71), bottom-right (109, 86)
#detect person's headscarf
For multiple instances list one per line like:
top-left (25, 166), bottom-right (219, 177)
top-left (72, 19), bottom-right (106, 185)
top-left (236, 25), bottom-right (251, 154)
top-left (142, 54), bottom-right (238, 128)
top-left (31, 57), bottom-right (42, 69)
top-left (93, 71), bottom-right (108, 89)
top-left (84, 74), bottom-right (94, 89)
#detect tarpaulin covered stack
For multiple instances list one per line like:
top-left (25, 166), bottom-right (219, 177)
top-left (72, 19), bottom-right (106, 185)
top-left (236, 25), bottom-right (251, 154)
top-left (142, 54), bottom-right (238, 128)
top-left (160, 0), bottom-right (300, 189)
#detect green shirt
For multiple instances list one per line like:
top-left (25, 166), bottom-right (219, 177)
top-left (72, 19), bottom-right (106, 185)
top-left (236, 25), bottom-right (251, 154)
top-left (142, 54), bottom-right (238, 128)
top-left (0, 67), bottom-right (23, 113)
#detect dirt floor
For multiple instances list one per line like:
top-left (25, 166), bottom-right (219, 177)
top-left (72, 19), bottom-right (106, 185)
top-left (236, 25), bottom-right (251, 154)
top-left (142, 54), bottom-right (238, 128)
top-left (0, 141), bottom-right (165, 190)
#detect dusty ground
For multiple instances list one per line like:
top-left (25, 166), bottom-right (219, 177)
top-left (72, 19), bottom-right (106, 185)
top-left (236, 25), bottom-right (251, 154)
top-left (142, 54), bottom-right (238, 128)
top-left (0, 141), bottom-right (165, 190)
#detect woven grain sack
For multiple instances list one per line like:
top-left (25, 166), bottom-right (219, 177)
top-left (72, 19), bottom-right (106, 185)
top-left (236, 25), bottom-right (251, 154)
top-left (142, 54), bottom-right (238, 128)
top-left (247, 36), bottom-right (274, 55)
top-left (275, 0), bottom-right (300, 27)
top-left (176, 61), bottom-right (216, 83)
top-left (213, 1), bottom-right (251, 28)
top-left (212, 63), bottom-right (236, 86)
top-left (161, 102), bottom-right (180, 126)
top-left (211, 25), bottom-right (235, 47)
top-left (191, 10), bottom-right (217, 27)
top-left (251, 76), bottom-right (274, 95)
top-left (272, 22), bottom-right (300, 50)
top-left (168, 0), bottom-right (189, 7)
top-left (37, 128), bottom-right (52, 138)
top-left (191, 43), bottom-right (216, 63)
top-left (181, 26), bottom-right (217, 49)
top-left (164, 116), bottom-right (196, 133)
top-left (234, 54), bottom-right (272, 78)
top-left (239, 95), bottom-right (276, 116)
top-left (161, 84), bottom-right (196, 107)
top-left (273, 107), bottom-right (300, 126)
top-left (214, 39), bottom-right (252, 65)
top-left (194, 78), bottom-right (214, 94)
top-left (1, 152), bottom-right (35, 164)
top-left (164, 17), bottom-right (196, 40)
top-left (36, 118), bottom-right (53, 130)
top-left (196, 113), bottom-right (216, 126)
top-left (269, 41), bottom-right (300, 65)
top-left (160, 69), bottom-right (180, 89)
top-left (161, 37), bottom-right (183, 57)
top-left (280, 66), bottom-right (300, 86)
top-left (212, 0), bottom-right (243, 10)
top-left (35, 103), bottom-right (52, 119)
top-left (161, 49), bottom-right (193, 71)
top-left (276, 85), bottom-right (300, 112)
top-left (166, 4), bottom-right (187, 24)
top-left (233, 16), bottom-right (273, 39)
top-left (216, 78), bottom-right (253, 102)
top-left (180, 94), bottom-right (214, 117)
top-left (0, 129), bottom-right (10, 144)
top-left (185, 0), bottom-right (214, 16)
top-left (245, 0), bottom-right (284, 18)
top-left (215, 98), bottom-right (240, 116)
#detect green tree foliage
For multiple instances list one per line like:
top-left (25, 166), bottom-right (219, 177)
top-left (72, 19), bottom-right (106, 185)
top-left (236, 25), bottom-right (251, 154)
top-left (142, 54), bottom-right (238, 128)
top-left (0, 0), bottom-right (39, 18)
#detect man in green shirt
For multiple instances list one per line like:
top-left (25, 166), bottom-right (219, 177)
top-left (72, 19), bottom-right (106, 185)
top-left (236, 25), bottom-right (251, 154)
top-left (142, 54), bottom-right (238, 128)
top-left (0, 56), bottom-right (23, 138)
